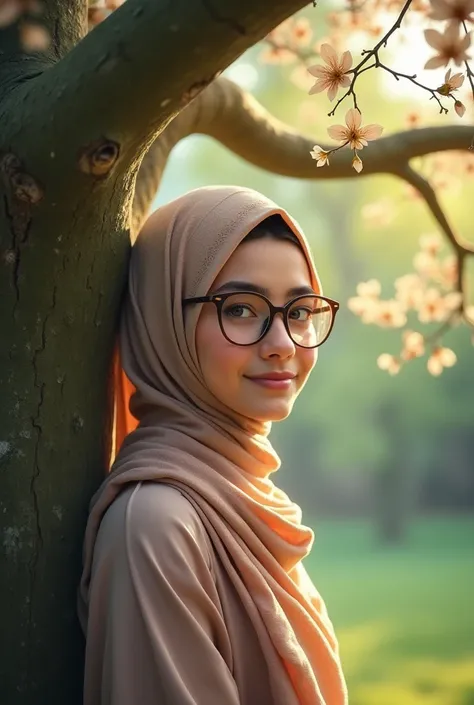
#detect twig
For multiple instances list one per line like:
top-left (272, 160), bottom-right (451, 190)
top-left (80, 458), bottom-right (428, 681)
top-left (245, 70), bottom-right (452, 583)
top-left (328, 0), bottom-right (414, 115)
top-left (396, 164), bottom-right (474, 256)
top-left (376, 59), bottom-right (448, 113)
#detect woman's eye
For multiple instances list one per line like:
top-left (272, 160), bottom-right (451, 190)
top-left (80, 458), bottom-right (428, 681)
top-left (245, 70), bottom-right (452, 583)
top-left (289, 307), bottom-right (312, 321)
top-left (224, 304), bottom-right (254, 318)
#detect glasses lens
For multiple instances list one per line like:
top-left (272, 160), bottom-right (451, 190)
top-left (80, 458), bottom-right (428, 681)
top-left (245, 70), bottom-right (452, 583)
top-left (220, 293), bottom-right (271, 345)
top-left (287, 296), bottom-right (332, 348)
top-left (220, 293), bottom-right (333, 347)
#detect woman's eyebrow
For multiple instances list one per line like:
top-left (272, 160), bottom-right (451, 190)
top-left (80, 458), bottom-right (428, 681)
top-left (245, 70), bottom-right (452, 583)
top-left (211, 280), bottom-right (317, 297)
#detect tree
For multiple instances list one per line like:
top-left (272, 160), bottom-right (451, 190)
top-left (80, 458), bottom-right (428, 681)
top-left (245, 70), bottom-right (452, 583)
top-left (0, 0), bottom-right (472, 702)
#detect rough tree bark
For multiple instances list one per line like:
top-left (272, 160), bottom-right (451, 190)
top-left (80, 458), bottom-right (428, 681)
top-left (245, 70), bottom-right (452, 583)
top-left (0, 1), bottom-right (310, 702)
top-left (0, 0), bottom-right (472, 703)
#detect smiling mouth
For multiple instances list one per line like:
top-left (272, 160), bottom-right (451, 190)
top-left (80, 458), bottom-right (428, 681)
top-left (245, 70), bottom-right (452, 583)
top-left (246, 377), bottom-right (294, 390)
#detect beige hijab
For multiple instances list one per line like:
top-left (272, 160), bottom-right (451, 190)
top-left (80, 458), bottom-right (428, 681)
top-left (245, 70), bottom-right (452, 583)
top-left (78, 185), bottom-right (348, 705)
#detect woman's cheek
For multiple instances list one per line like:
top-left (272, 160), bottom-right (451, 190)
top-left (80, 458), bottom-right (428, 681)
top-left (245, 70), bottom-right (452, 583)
top-left (298, 348), bottom-right (318, 383)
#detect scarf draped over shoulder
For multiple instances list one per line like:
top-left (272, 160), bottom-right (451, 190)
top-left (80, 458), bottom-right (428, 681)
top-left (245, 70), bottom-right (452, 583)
top-left (78, 185), bottom-right (348, 705)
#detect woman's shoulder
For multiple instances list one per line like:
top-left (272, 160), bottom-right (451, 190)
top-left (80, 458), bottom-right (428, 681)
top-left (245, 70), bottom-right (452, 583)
top-left (96, 481), bottom-right (213, 570)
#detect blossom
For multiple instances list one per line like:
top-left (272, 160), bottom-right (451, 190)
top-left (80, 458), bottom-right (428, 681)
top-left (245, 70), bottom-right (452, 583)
top-left (427, 346), bottom-right (457, 375)
top-left (437, 68), bottom-right (465, 95)
top-left (401, 330), bottom-right (425, 360)
top-left (424, 24), bottom-right (472, 69)
top-left (437, 255), bottom-right (458, 288)
top-left (259, 45), bottom-right (295, 65)
top-left (420, 232), bottom-right (443, 256)
top-left (290, 17), bottom-right (313, 47)
top-left (377, 354), bottom-right (402, 375)
top-left (406, 111), bottom-right (421, 128)
top-left (307, 44), bottom-right (353, 101)
top-left (310, 145), bottom-right (330, 167)
top-left (418, 288), bottom-right (462, 322)
top-left (428, 0), bottom-right (474, 24)
top-left (327, 108), bottom-right (383, 150)
top-left (347, 296), bottom-right (379, 324)
top-left (356, 279), bottom-right (381, 298)
top-left (455, 100), bottom-right (466, 117)
top-left (466, 304), bottom-right (474, 323)
top-left (413, 251), bottom-right (441, 279)
top-left (19, 21), bottom-right (50, 51)
top-left (394, 274), bottom-right (425, 309)
top-left (373, 300), bottom-right (407, 328)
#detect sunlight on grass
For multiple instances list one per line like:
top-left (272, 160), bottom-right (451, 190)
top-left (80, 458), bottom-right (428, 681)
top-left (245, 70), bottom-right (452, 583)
top-left (305, 516), bottom-right (474, 704)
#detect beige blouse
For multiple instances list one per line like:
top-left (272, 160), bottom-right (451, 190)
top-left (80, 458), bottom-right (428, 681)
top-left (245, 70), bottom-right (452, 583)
top-left (84, 482), bottom-right (277, 704)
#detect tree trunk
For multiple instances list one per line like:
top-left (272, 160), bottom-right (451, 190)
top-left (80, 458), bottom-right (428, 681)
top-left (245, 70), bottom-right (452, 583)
top-left (0, 1), bottom-right (312, 701)
top-left (0, 164), bottom-right (132, 702)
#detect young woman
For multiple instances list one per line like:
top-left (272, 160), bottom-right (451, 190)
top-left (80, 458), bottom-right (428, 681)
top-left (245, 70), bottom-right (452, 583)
top-left (78, 185), bottom-right (347, 705)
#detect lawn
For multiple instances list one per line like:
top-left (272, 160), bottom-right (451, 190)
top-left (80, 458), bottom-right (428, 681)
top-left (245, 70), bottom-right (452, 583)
top-left (305, 515), bottom-right (474, 705)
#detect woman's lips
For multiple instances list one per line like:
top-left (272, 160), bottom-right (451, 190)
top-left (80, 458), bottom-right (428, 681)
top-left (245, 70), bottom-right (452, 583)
top-left (246, 377), bottom-right (294, 390)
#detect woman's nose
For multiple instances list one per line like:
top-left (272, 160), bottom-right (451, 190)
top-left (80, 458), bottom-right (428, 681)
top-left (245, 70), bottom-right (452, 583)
top-left (259, 313), bottom-right (295, 356)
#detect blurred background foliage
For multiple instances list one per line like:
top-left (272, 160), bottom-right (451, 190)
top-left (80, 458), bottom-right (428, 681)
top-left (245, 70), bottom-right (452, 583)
top-left (153, 8), bottom-right (473, 702)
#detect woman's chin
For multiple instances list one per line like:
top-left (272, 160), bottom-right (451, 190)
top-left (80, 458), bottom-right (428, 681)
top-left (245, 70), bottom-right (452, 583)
top-left (249, 401), bottom-right (294, 423)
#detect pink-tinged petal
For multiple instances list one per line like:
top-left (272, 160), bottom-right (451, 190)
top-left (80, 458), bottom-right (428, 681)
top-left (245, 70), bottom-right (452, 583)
top-left (444, 68), bottom-right (452, 82)
top-left (340, 74), bottom-right (352, 88)
top-left (307, 64), bottom-right (326, 78)
top-left (424, 55), bottom-right (447, 70)
top-left (327, 125), bottom-right (348, 141)
top-left (308, 78), bottom-right (327, 95)
top-left (345, 108), bottom-right (361, 130)
top-left (328, 83), bottom-right (339, 101)
top-left (362, 124), bottom-right (384, 140)
top-left (340, 50), bottom-right (353, 72)
top-left (451, 73), bottom-right (465, 88)
top-left (444, 21), bottom-right (460, 41)
top-left (424, 28), bottom-right (444, 50)
top-left (352, 154), bottom-right (363, 173)
top-left (320, 43), bottom-right (338, 66)
top-left (455, 100), bottom-right (466, 117)
top-left (327, 83), bottom-right (339, 101)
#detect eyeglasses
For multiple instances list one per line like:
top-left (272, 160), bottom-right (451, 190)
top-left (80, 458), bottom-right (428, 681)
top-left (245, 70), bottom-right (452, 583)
top-left (182, 291), bottom-right (339, 348)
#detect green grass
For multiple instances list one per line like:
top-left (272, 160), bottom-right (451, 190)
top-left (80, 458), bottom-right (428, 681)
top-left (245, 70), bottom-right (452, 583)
top-left (304, 515), bottom-right (474, 705)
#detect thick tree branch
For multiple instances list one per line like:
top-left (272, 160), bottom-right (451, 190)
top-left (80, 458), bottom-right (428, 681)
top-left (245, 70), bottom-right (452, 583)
top-left (132, 76), bottom-right (474, 232)
top-left (132, 109), bottom-right (196, 235)
top-left (2, 0), bottom-right (309, 190)
top-left (195, 79), bottom-right (473, 177)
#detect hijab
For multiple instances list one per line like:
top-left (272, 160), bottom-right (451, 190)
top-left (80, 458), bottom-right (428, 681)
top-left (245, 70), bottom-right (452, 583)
top-left (78, 185), bottom-right (348, 705)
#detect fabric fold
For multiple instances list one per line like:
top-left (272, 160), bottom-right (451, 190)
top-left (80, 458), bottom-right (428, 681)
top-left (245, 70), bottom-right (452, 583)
top-left (78, 185), bottom-right (348, 705)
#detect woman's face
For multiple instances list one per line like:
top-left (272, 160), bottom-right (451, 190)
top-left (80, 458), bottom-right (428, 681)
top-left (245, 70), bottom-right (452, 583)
top-left (195, 236), bottom-right (318, 423)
